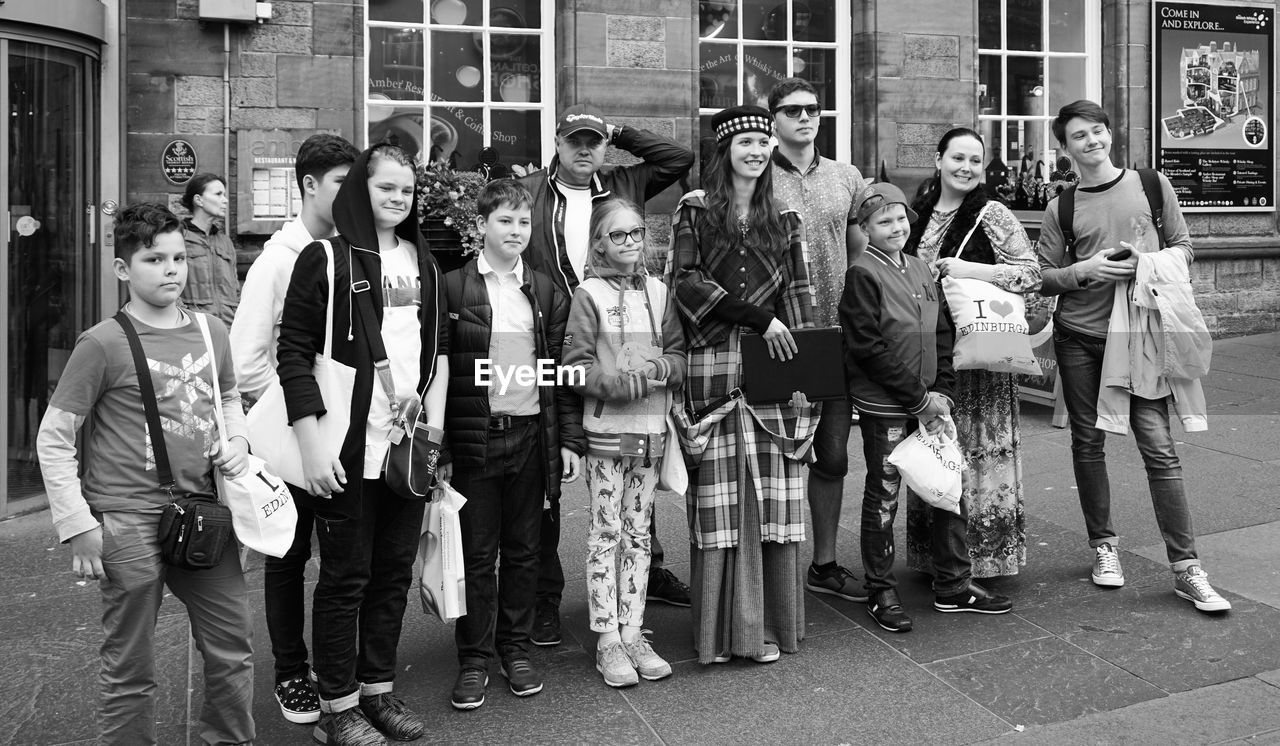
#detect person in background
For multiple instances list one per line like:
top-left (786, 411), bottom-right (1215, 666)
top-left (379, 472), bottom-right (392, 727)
top-left (180, 172), bottom-right (239, 326)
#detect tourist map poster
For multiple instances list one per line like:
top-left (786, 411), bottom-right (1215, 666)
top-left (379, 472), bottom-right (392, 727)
top-left (1153, 1), bottom-right (1274, 212)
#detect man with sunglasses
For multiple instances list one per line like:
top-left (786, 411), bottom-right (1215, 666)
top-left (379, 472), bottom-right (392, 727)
top-left (518, 103), bottom-right (695, 648)
top-left (768, 77), bottom-right (870, 604)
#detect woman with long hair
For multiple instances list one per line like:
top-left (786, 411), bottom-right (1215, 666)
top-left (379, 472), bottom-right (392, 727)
top-left (180, 173), bottom-right (239, 326)
top-left (903, 127), bottom-right (1042, 578)
top-left (670, 106), bottom-right (816, 664)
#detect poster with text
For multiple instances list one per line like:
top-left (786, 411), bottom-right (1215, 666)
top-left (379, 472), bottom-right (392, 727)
top-left (1153, 1), bottom-right (1274, 211)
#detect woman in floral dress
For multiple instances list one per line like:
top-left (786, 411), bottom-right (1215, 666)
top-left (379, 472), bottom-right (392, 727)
top-left (904, 127), bottom-right (1042, 578)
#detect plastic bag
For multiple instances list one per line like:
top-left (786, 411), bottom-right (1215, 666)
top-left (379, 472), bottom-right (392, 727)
top-left (887, 417), bottom-right (965, 515)
top-left (418, 482), bottom-right (467, 621)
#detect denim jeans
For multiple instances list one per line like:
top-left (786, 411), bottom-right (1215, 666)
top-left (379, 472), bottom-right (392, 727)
top-left (455, 418), bottom-right (545, 667)
top-left (1053, 327), bottom-right (1198, 563)
top-left (264, 486), bottom-right (314, 683)
top-left (313, 479), bottom-right (425, 708)
top-left (858, 414), bottom-right (971, 596)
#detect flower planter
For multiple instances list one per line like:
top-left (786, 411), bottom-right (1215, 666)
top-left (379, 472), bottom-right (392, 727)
top-left (420, 216), bottom-right (469, 274)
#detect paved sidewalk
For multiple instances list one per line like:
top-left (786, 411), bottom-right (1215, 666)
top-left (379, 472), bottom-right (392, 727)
top-left (2, 333), bottom-right (1279, 745)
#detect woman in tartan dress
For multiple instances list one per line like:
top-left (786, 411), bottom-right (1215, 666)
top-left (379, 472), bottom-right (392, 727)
top-left (669, 106), bottom-right (818, 664)
top-left (903, 127), bottom-right (1042, 578)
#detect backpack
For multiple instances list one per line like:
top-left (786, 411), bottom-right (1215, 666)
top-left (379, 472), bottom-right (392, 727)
top-left (1058, 168), bottom-right (1165, 261)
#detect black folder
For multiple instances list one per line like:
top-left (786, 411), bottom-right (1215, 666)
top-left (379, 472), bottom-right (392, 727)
top-left (739, 326), bottom-right (847, 405)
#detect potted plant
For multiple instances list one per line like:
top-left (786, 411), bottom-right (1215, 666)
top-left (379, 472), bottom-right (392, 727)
top-left (416, 156), bottom-right (487, 260)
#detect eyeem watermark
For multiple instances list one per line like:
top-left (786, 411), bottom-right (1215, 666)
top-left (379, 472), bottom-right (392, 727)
top-left (475, 359), bottom-right (586, 395)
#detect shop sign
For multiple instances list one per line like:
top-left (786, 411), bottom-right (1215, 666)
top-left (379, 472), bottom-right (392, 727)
top-left (161, 139), bottom-right (198, 185)
top-left (1153, 1), bottom-right (1275, 212)
top-left (236, 128), bottom-right (338, 234)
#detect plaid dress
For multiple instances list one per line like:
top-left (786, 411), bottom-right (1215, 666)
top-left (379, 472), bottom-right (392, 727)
top-left (668, 192), bottom-right (819, 550)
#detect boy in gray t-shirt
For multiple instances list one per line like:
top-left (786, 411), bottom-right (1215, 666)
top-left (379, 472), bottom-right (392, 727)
top-left (37, 202), bottom-right (255, 745)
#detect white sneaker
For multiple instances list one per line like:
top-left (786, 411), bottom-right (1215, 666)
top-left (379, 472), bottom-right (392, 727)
top-left (1091, 543), bottom-right (1125, 587)
top-left (596, 642), bottom-right (639, 687)
top-left (623, 637), bottom-right (672, 680)
top-left (1174, 566), bottom-right (1232, 612)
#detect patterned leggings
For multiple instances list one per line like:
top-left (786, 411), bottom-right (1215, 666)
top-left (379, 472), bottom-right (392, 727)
top-left (585, 454), bottom-right (659, 633)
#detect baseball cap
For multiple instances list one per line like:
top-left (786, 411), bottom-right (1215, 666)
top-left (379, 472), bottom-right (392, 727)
top-left (855, 182), bottom-right (919, 225)
top-left (556, 104), bottom-right (608, 138)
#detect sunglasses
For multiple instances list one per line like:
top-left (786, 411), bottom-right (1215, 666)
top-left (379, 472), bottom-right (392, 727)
top-left (773, 104), bottom-right (822, 119)
top-left (606, 227), bottom-right (646, 245)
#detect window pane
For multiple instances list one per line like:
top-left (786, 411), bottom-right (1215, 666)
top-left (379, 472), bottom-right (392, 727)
top-left (698, 114), bottom-right (718, 173)
top-left (798, 0), bottom-right (835, 42)
top-left (1049, 0), bottom-right (1086, 52)
top-left (493, 0), bottom-right (540, 29)
top-left (1006, 0), bottom-right (1043, 52)
top-left (490, 35), bottom-right (541, 103)
top-left (431, 31), bottom-right (483, 103)
top-left (979, 120), bottom-right (1012, 197)
top-left (369, 105), bottom-right (427, 161)
top-left (979, 54), bottom-right (1002, 115)
top-left (700, 1), bottom-right (739, 40)
top-left (700, 44), bottom-right (739, 108)
top-left (1006, 120), bottom-right (1049, 178)
top-left (370, 28), bottom-right (425, 101)
top-left (490, 109), bottom-right (543, 173)
top-left (795, 47), bottom-right (835, 109)
top-left (743, 45), bottom-right (787, 108)
top-left (978, 0), bottom-right (1002, 50)
top-left (742, 0), bottom-right (780, 41)
top-left (814, 115), bottom-right (836, 158)
top-left (1047, 57), bottom-right (1087, 113)
top-left (428, 0), bottom-right (480, 25)
top-left (370, 0), bottom-right (422, 23)
top-left (1006, 56), bottom-right (1045, 116)
top-left (429, 107), bottom-right (485, 168)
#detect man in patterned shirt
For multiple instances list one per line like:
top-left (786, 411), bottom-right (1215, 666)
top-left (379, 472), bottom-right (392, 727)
top-left (768, 78), bottom-right (869, 602)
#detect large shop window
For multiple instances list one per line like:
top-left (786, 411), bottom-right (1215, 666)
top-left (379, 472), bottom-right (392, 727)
top-left (978, 0), bottom-right (1101, 199)
top-left (366, 0), bottom-right (555, 173)
top-left (698, 1), bottom-right (851, 163)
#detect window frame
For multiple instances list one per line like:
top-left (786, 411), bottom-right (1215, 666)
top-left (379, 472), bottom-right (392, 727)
top-left (363, 0), bottom-right (557, 167)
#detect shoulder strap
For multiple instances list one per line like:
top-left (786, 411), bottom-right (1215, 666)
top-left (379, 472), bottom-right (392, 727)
top-left (955, 202), bottom-right (992, 261)
top-left (114, 311), bottom-right (175, 492)
top-left (349, 253), bottom-right (402, 425)
top-left (1058, 185), bottom-right (1077, 263)
top-left (194, 314), bottom-right (230, 457)
top-left (1137, 168), bottom-right (1166, 250)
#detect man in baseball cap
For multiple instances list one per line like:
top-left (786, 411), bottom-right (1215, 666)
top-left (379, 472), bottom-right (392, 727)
top-left (556, 103), bottom-right (609, 138)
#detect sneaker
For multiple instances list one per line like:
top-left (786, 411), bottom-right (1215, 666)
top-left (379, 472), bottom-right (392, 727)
top-left (1091, 542), bottom-right (1125, 587)
top-left (359, 692), bottom-right (423, 742)
top-left (276, 674), bottom-right (321, 724)
top-left (806, 563), bottom-right (870, 602)
top-left (934, 582), bottom-right (1014, 614)
top-left (501, 657), bottom-right (544, 697)
top-left (1174, 566), bottom-right (1232, 612)
top-left (647, 567), bottom-right (692, 607)
top-left (450, 668), bottom-right (488, 711)
top-left (597, 641), bottom-right (640, 687)
top-left (750, 641), bottom-right (781, 664)
top-left (867, 589), bottom-right (913, 633)
top-left (622, 636), bottom-right (672, 680)
top-left (531, 601), bottom-right (562, 646)
top-left (312, 707), bottom-right (386, 746)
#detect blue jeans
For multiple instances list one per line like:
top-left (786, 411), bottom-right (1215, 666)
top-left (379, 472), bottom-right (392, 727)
top-left (455, 418), bottom-right (544, 667)
top-left (264, 486), bottom-right (314, 683)
top-left (1054, 326), bottom-right (1198, 564)
top-left (313, 479), bottom-right (425, 708)
top-left (858, 414), bottom-right (971, 596)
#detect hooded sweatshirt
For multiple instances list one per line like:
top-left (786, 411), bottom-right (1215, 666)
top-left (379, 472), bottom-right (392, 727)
top-left (276, 147), bottom-right (448, 519)
top-left (562, 250), bottom-right (687, 459)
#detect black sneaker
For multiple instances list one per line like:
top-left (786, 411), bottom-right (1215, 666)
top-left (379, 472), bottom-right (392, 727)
top-left (312, 707), bottom-right (386, 746)
top-left (934, 582), bottom-right (1013, 614)
top-left (531, 601), bottom-right (562, 646)
top-left (501, 657), bottom-right (544, 697)
top-left (450, 668), bottom-right (488, 711)
top-left (867, 589), bottom-right (913, 633)
top-left (805, 563), bottom-right (870, 602)
top-left (276, 674), bottom-right (320, 724)
top-left (646, 567), bottom-right (692, 607)
top-left (358, 692), bottom-right (424, 741)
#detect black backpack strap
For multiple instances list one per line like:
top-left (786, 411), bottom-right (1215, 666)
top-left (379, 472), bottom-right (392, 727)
top-left (114, 311), bottom-right (175, 493)
top-left (1136, 168), bottom-right (1166, 250)
top-left (1058, 184), bottom-right (1077, 264)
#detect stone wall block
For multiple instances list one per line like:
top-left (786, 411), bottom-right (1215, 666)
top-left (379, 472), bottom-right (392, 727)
top-left (276, 56), bottom-right (356, 108)
top-left (875, 34), bottom-right (904, 78)
top-left (176, 76), bottom-right (223, 107)
top-left (904, 55), bottom-right (958, 79)
top-left (608, 40), bottom-right (665, 69)
top-left (575, 0), bottom-right (686, 15)
top-left (1210, 214), bottom-right (1276, 236)
top-left (1190, 260), bottom-right (1217, 293)
top-left (239, 53), bottom-right (276, 78)
top-left (666, 17), bottom-right (692, 70)
top-left (128, 74), bottom-right (175, 132)
top-left (897, 144), bottom-right (937, 168)
top-left (1214, 313), bottom-right (1276, 336)
top-left (608, 16), bottom-right (664, 41)
top-left (270, 0), bottom-right (313, 26)
top-left (230, 107), bottom-right (317, 130)
top-left (1185, 214), bottom-right (1211, 237)
top-left (1216, 259), bottom-right (1264, 290)
top-left (246, 22), bottom-right (311, 54)
top-left (314, 3), bottom-right (357, 56)
top-left (176, 0), bottom-right (199, 19)
top-left (897, 123), bottom-right (953, 146)
top-left (574, 68), bottom-right (695, 117)
top-left (129, 0), bottom-right (176, 20)
top-left (1195, 292), bottom-right (1238, 315)
top-left (1236, 291), bottom-right (1280, 313)
top-left (128, 20), bottom-right (225, 76)
top-left (1262, 258), bottom-right (1280, 288)
top-left (905, 34), bottom-right (959, 59)
top-left (232, 78), bottom-right (276, 108)
top-left (576, 13), bottom-right (607, 67)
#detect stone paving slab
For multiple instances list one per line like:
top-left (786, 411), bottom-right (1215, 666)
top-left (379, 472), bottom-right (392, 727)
top-left (1261, 669), bottom-right (1280, 688)
top-left (999, 676), bottom-right (1280, 745)
top-left (1135, 521), bottom-right (1280, 609)
top-left (924, 635), bottom-right (1167, 728)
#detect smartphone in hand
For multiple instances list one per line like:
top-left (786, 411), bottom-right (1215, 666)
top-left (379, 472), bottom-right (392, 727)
top-left (1109, 248), bottom-right (1133, 262)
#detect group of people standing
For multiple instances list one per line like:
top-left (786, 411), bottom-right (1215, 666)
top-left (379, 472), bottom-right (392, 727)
top-left (37, 73), bottom-right (1231, 746)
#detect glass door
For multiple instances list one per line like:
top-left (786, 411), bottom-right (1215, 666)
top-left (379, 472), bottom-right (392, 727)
top-left (2, 39), bottom-right (98, 513)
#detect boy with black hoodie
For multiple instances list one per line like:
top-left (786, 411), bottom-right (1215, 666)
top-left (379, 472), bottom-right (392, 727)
top-left (276, 144), bottom-right (449, 745)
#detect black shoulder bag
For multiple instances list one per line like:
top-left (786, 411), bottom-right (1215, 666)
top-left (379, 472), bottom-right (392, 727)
top-left (116, 311), bottom-right (234, 570)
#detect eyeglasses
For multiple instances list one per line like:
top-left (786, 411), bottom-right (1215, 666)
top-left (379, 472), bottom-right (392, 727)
top-left (607, 227), bottom-right (646, 245)
top-left (772, 104), bottom-right (821, 119)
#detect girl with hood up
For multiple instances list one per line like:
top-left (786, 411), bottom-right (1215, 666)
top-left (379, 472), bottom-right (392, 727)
top-left (562, 198), bottom-right (687, 688)
top-left (276, 143), bottom-right (448, 745)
